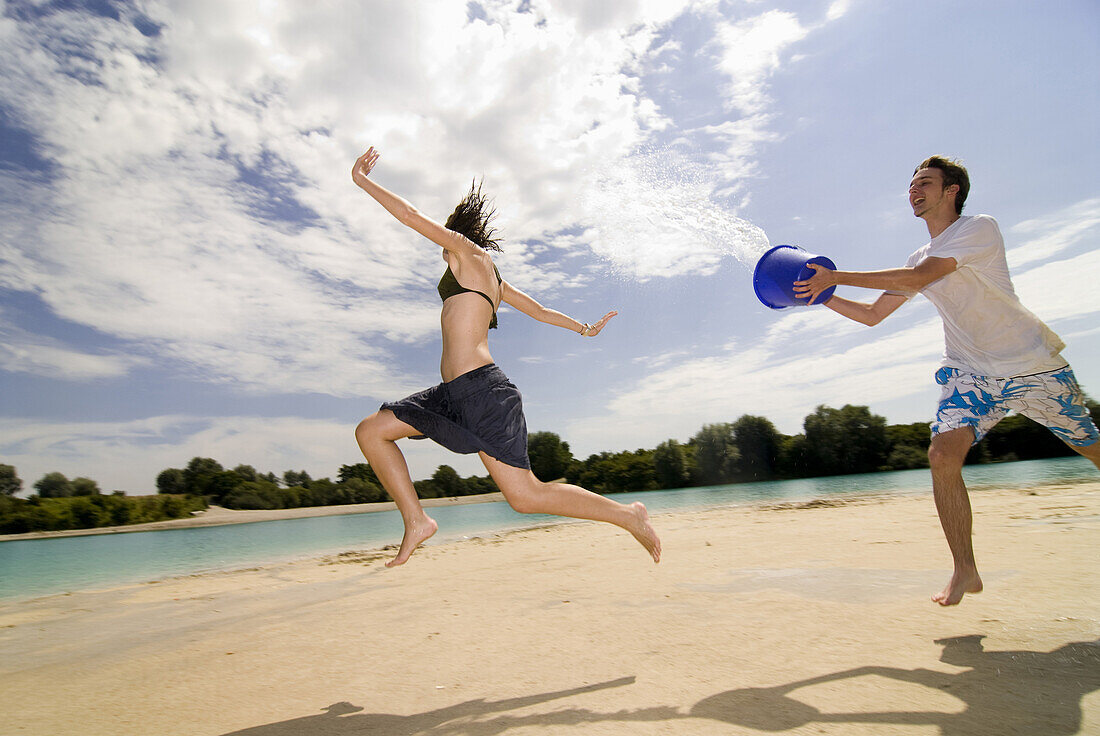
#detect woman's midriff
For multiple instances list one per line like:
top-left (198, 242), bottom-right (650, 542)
top-left (439, 297), bottom-right (495, 382)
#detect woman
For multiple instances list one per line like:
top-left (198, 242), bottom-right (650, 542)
top-left (352, 147), bottom-right (660, 567)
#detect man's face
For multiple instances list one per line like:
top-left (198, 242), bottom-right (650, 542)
top-left (909, 167), bottom-right (954, 218)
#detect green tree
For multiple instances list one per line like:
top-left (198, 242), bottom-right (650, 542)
top-left (777, 434), bottom-right (810, 478)
top-left (885, 444), bottom-right (928, 470)
top-left (886, 422), bottom-right (929, 450)
top-left (0, 493), bottom-right (205, 534)
top-left (305, 478), bottom-right (341, 505)
top-left (0, 464), bottom-right (21, 496)
top-left (803, 404), bottom-right (889, 476)
top-left (283, 469), bottom-right (312, 488)
top-left (431, 465), bottom-right (462, 497)
top-left (68, 496), bottom-right (108, 528)
top-left (158, 494), bottom-right (186, 518)
top-left (884, 422), bottom-right (930, 470)
top-left (156, 468), bottom-right (187, 494)
top-left (183, 457), bottom-right (224, 496)
top-left (653, 439), bottom-right (692, 489)
top-left (527, 431), bottom-right (574, 482)
top-left (731, 415), bottom-right (781, 481)
top-left (413, 478), bottom-right (442, 499)
top-left (570, 450), bottom-right (656, 494)
top-left (233, 464), bottom-right (259, 482)
top-left (692, 423), bottom-right (740, 485)
top-left (103, 492), bottom-right (133, 525)
top-left (71, 477), bottom-right (101, 496)
top-left (222, 480), bottom-right (282, 510)
top-left (205, 471), bottom-right (245, 504)
top-left (0, 499), bottom-right (56, 533)
top-left (35, 472), bottom-right (74, 498)
top-left (462, 474), bottom-right (498, 496)
top-left (341, 477), bottom-right (388, 504)
top-left (607, 450), bottom-right (657, 494)
top-left (339, 463), bottom-right (380, 486)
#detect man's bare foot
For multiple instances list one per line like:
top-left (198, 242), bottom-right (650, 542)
top-left (932, 568), bottom-right (983, 606)
top-left (385, 516), bottom-right (438, 567)
top-left (625, 502), bottom-right (661, 563)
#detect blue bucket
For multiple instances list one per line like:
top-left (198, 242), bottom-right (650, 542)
top-left (753, 244), bottom-right (837, 309)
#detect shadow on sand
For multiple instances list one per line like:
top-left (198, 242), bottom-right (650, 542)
top-left (219, 677), bottom-right (677, 736)
top-left (222, 637), bottom-right (1100, 735)
top-left (692, 635), bottom-right (1100, 735)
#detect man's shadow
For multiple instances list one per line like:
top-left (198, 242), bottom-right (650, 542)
top-left (219, 676), bottom-right (678, 736)
top-left (691, 635), bottom-right (1100, 735)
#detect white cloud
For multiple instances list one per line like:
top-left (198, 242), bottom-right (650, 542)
top-left (587, 2), bottom-right (853, 281)
top-left (714, 10), bottom-right (810, 116)
top-left (0, 1), bottom-right (855, 398)
top-left (826, 0), bottom-right (854, 22)
top-left (564, 302), bottom-right (943, 453)
top-left (1014, 248), bottom-right (1100, 324)
top-left (2, 0), bottom-right (729, 395)
top-left (702, 2), bottom-right (849, 180)
top-left (0, 324), bottom-right (145, 380)
top-left (1007, 197), bottom-right (1100, 270)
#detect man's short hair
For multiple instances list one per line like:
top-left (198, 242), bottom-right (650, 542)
top-left (915, 156), bottom-right (969, 215)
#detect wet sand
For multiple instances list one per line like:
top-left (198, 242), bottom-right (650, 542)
top-left (1, 481), bottom-right (1098, 735)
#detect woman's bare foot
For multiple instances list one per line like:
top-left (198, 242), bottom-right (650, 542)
top-left (386, 516), bottom-right (438, 567)
top-left (932, 568), bottom-right (983, 606)
top-left (625, 502), bottom-right (661, 563)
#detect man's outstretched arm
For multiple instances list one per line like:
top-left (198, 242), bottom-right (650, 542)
top-left (795, 256), bottom-right (957, 303)
top-left (823, 292), bottom-right (909, 326)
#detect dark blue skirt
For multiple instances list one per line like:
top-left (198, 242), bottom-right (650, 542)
top-left (382, 363), bottom-right (530, 469)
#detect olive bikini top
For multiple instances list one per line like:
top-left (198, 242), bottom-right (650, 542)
top-left (437, 263), bottom-right (503, 329)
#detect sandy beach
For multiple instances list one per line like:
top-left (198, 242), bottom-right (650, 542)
top-left (1, 480), bottom-right (1098, 736)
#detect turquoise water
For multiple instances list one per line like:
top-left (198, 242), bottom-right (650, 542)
top-left (0, 457), bottom-right (1095, 601)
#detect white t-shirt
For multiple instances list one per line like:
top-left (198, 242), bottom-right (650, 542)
top-left (897, 214), bottom-right (1065, 378)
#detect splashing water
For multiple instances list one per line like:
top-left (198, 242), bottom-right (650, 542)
top-left (581, 148), bottom-right (770, 281)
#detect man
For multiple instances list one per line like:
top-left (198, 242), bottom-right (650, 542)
top-left (793, 156), bottom-right (1100, 606)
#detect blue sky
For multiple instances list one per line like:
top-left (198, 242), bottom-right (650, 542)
top-left (1, 0), bottom-right (1098, 493)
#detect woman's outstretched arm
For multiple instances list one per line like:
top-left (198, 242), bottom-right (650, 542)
top-left (501, 281), bottom-right (617, 336)
top-left (352, 148), bottom-right (478, 255)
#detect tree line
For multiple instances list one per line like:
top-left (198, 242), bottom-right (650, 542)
top-left (2, 400), bottom-right (1095, 534)
top-left (558, 402), bottom-right (1097, 494)
top-left (0, 481), bottom-right (206, 534)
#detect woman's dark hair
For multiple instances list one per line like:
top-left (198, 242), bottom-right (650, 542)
top-left (444, 180), bottom-right (503, 251)
top-left (915, 155), bottom-right (970, 215)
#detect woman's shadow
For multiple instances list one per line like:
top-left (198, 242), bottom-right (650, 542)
top-left (219, 676), bottom-right (678, 736)
top-left (691, 635), bottom-right (1100, 735)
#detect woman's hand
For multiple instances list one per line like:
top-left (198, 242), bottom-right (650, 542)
top-left (792, 263), bottom-right (837, 305)
top-left (352, 147), bottom-right (380, 182)
top-left (582, 310), bottom-right (618, 337)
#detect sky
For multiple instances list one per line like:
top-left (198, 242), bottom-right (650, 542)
top-left (1, 0), bottom-right (1098, 494)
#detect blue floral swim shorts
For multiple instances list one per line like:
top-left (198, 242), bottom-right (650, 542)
top-left (931, 365), bottom-right (1099, 446)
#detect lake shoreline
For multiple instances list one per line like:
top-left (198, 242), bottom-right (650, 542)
top-left (5, 457), bottom-right (1098, 543)
top-left (0, 491), bottom-right (508, 542)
